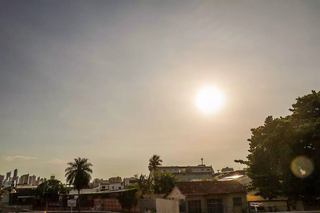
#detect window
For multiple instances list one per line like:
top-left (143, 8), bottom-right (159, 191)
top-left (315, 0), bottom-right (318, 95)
top-left (207, 198), bottom-right (223, 213)
top-left (188, 200), bottom-right (201, 213)
top-left (233, 197), bottom-right (242, 206)
top-left (207, 169), bottom-right (210, 171)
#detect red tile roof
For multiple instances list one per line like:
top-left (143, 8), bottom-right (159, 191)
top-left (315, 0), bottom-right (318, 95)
top-left (175, 181), bottom-right (246, 196)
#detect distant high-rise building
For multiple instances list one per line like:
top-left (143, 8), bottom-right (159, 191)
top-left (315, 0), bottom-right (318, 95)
top-left (50, 175), bottom-right (55, 180)
top-left (6, 171), bottom-right (11, 180)
top-left (13, 169), bottom-right (18, 180)
top-left (36, 177), bottom-right (40, 185)
top-left (0, 175), bottom-right (4, 186)
top-left (29, 175), bottom-right (37, 186)
top-left (19, 174), bottom-right (29, 185)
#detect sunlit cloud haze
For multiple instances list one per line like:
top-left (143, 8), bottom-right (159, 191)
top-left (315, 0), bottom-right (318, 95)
top-left (3, 156), bottom-right (37, 162)
top-left (0, 0), bottom-right (320, 182)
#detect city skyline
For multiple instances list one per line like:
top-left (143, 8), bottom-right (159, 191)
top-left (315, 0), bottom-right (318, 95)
top-left (1, 0), bottom-right (320, 181)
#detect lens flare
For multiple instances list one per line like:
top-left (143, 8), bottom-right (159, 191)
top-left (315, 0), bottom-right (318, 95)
top-left (291, 156), bottom-right (314, 178)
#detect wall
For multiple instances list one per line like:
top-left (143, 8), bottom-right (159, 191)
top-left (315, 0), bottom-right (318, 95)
top-left (94, 198), bottom-right (139, 212)
top-left (109, 182), bottom-right (123, 190)
top-left (139, 199), bottom-right (156, 213)
top-left (1, 191), bottom-right (9, 204)
top-left (166, 187), bottom-right (185, 200)
top-left (247, 192), bottom-right (305, 211)
top-left (175, 173), bottom-right (213, 181)
top-left (185, 193), bottom-right (247, 213)
top-left (156, 198), bottom-right (179, 213)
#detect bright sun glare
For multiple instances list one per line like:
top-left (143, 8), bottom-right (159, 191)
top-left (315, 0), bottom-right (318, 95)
top-left (196, 86), bottom-right (224, 114)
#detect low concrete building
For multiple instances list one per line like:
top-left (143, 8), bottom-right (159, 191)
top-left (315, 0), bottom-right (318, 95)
top-left (140, 198), bottom-right (179, 213)
top-left (167, 181), bottom-right (247, 213)
top-left (124, 177), bottom-right (138, 188)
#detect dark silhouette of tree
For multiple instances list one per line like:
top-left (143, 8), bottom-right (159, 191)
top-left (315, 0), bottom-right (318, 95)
top-left (117, 189), bottom-right (138, 212)
top-left (236, 91), bottom-right (320, 205)
top-left (35, 179), bottom-right (67, 208)
top-left (65, 157), bottom-right (92, 213)
top-left (148, 154), bottom-right (162, 185)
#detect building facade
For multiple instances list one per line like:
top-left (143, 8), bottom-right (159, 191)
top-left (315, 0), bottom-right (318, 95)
top-left (19, 174), bottom-right (29, 185)
top-left (13, 169), bottom-right (18, 180)
top-left (0, 175), bottom-right (4, 186)
top-left (158, 165), bottom-right (214, 181)
top-left (123, 177), bottom-right (138, 188)
top-left (167, 181), bottom-right (247, 213)
top-left (29, 175), bottom-right (37, 186)
top-left (221, 167), bottom-right (234, 173)
top-left (6, 171), bottom-right (11, 180)
top-left (109, 176), bottom-right (122, 184)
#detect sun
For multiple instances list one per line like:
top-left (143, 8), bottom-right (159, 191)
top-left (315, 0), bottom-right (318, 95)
top-left (195, 86), bottom-right (224, 114)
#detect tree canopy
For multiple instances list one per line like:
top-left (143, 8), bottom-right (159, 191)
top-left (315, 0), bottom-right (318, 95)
top-left (117, 189), bottom-right (139, 212)
top-left (35, 179), bottom-right (67, 201)
top-left (236, 90), bottom-right (320, 204)
top-left (148, 154), bottom-right (163, 174)
top-left (65, 157), bottom-right (93, 191)
top-left (153, 172), bottom-right (177, 194)
top-left (65, 157), bottom-right (93, 212)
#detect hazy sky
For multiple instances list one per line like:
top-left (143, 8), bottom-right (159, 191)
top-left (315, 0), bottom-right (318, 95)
top-left (1, 0), bottom-right (320, 182)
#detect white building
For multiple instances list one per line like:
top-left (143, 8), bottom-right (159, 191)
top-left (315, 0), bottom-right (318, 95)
top-left (123, 177), bottom-right (138, 188)
top-left (158, 164), bottom-right (214, 181)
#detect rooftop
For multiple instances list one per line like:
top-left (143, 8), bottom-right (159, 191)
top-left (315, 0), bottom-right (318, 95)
top-left (174, 180), bottom-right (246, 195)
top-left (158, 165), bottom-right (213, 168)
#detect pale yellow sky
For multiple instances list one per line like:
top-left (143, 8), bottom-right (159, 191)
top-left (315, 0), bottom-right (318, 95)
top-left (0, 0), bottom-right (320, 182)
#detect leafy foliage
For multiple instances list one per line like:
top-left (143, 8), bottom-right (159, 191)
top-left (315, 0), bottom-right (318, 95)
top-left (153, 172), bottom-right (177, 194)
top-left (136, 174), bottom-right (151, 196)
top-left (65, 157), bottom-right (93, 191)
top-left (148, 154), bottom-right (163, 172)
top-left (35, 179), bottom-right (67, 202)
top-left (136, 155), bottom-right (176, 196)
top-left (117, 189), bottom-right (138, 212)
top-left (236, 91), bottom-right (320, 203)
top-left (147, 154), bottom-right (163, 191)
top-left (65, 157), bottom-right (93, 212)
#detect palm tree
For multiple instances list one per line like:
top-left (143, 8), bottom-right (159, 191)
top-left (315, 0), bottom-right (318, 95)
top-left (65, 157), bottom-right (93, 213)
top-left (148, 154), bottom-right (162, 184)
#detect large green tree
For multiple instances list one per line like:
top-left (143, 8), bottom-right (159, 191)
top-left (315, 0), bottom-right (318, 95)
top-left (236, 91), bottom-right (320, 204)
top-left (35, 179), bottom-right (67, 207)
top-left (117, 189), bottom-right (139, 212)
top-left (65, 157), bottom-right (93, 212)
top-left (153, 172), bottom-right (177, 194)
top-left (136, 174), bottom-right (151, 196)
